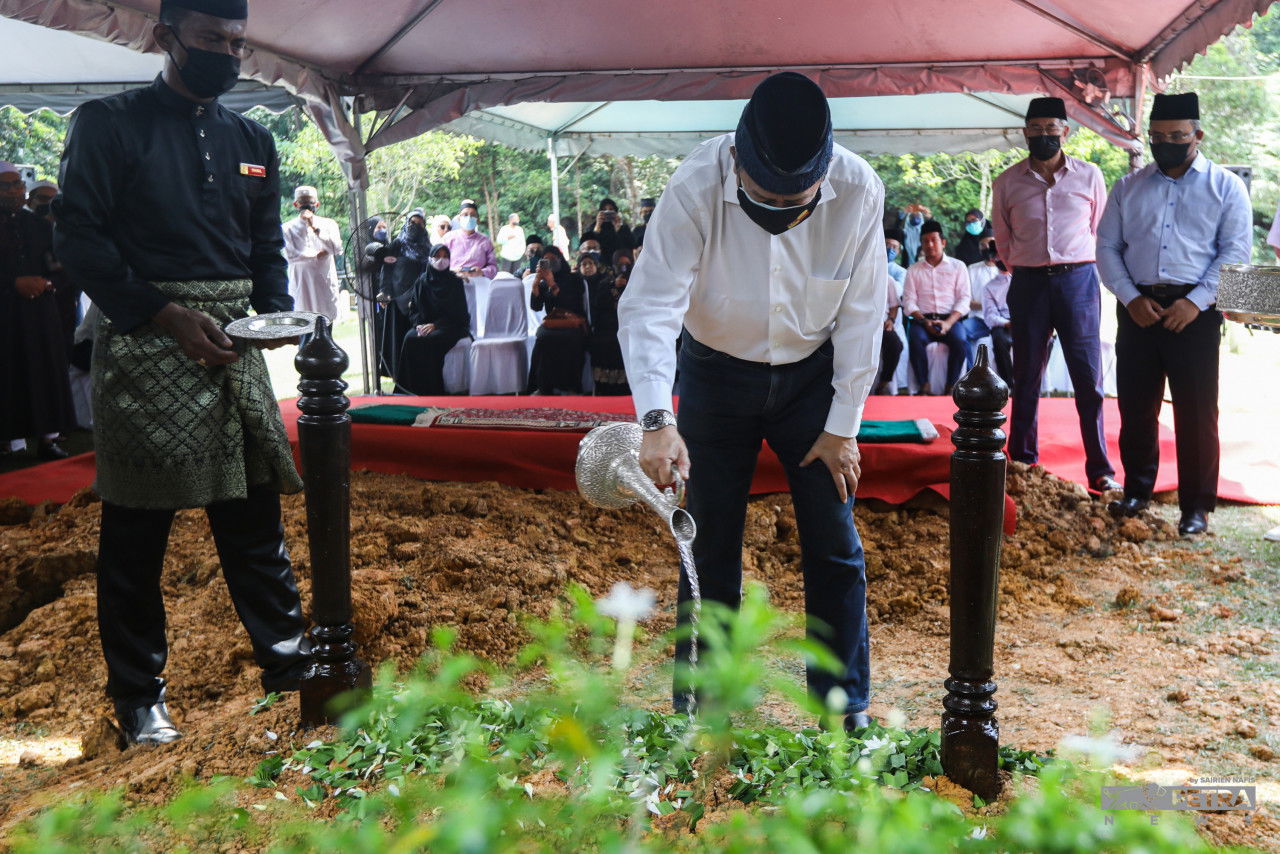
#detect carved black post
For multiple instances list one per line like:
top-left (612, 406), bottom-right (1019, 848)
top-left (296, 316), bottom-right (371, 727)
top-left (942, 344), bottom-right (1009, 801)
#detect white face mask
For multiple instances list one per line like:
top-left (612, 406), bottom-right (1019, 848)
top-left (430, 257), bottom-right (450, 271)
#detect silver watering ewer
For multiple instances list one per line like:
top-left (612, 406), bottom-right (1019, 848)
top-left (1219, 264), bottom-right (1280, 330)
top-left (576, 422), bottom-right (696, 544)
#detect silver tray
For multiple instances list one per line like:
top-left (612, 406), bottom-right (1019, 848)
top-left (224, 311), bottom-right (320, 340)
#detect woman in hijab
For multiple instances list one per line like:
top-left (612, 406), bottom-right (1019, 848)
top-left (398, 244), bottom-right (471, 396)
top-left (592, 197), bottom-right (634, 261)
top-left (588, 249), bottom-right (632, 395)
top-left (372, 209), bottom-right (433, 385)
top-left (528, 246), bottom-right (589, 395)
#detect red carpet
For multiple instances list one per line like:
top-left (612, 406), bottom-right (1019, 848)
top-left (3, 397), bottom-right (1275, 520)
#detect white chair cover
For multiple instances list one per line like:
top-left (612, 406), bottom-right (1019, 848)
top-left (442, 338), bottom-right (471, 394)
top-left (468, 278), bottom-right (530, 395)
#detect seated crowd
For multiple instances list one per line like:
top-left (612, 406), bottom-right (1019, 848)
top-left (368, 196), bottom-right (650, 397)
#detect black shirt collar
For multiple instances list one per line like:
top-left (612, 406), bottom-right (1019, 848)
top-left (149, 75), bottom-right (219, 118)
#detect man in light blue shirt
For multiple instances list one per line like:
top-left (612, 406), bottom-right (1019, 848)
top-left (1096, 92), bottom-right (1252, 536)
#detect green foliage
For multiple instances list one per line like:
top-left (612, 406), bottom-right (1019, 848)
top-left (0, 107), bottom-right (69, 181)
top-left (10, 582), bottom-right (1251, 853)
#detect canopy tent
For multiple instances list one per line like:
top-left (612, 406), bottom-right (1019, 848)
top-left (3, 0), bottom-right (1273, 391)
top-left (5, 0), bottom-right (1275, 186)
top-left (0, 14), bottom-right (296, 114)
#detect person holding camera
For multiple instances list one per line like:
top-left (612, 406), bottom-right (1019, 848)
top-left (528, 246), bottom-right (588, 395)
top-left (593, 198), bottom-right (634, 261)
top-left (282, 185), bottom-right (344, 320)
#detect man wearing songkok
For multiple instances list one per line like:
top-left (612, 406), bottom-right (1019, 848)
top-left (442, 201), bottom-right (498, 278)
top-left (282, 185), bottom-right (344, 320)
top-left (1097, 92), bottom-right (1251, 536)
top-left (902, 220), bottom-right (969, 395)
top-left (1, 162), bottom-right (75, 459)
top-left (26, 179), bottom-right (58, 217)
top-left (992, 96), bottom-right (1119, 493)
top-left (631, 196), bottom-right (657, 247)
top-left (54, 0), bottom-right (313, 747)
top-left (619, 72), bottom-right (884, 732)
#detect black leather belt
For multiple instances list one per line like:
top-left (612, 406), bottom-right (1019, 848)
top-left (1137, 283), bottom-right (1195, 299)
top-left (1014, 262), bottom-right (1092, 276)
top-left (920, 313), bottom-right (950, 321)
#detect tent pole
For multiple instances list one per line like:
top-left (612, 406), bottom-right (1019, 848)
top-left (548, 136), bottom-right (561, 224)
top-left (348, 108), bottom-right (374, 395)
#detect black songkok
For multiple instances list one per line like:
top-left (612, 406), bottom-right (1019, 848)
top-left (885, 227), bottom-right (906, 244)
top-left (735, 72), bottom-right (834, 195)
top-left (1025, 97), bottom-right (1067, 121)
top-left (920, 220), bottom-right (944, 237)
top-left (1150, 92), bottom-right (1199, 121)
top-left (161, 0), bottom-right (248, 19)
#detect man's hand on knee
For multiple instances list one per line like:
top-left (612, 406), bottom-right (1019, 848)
top-left (639, 426), bottom-right (690, 485)
top-left (801, 431), bottom-right (861, 502)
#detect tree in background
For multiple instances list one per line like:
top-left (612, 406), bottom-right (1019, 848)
top-left (0, 106), bottom-right (66, 180)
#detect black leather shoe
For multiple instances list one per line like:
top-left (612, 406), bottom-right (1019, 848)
top-left (1178, 510), bottom-right (1209, 536)
top-left (1107, 497), bottom-right (1149, 518)
top-left (115, 699), bottom-right (182, 747)
top-left (844, 711), bottom-right (876, 734)
top-left (36, 440), bottom-right (70, 461)
top-left (1090, 475), bottom-right (1122, 493)
top-left (260, 657), bottom-right (314, 695)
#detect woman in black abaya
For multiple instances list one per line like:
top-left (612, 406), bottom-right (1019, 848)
top-left (397, 244), bottom-right (471, 396)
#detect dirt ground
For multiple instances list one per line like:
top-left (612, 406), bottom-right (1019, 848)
top-left (0, 465), bottom-right (1277, 849)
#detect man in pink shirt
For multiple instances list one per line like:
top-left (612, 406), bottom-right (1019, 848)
top-left (902, 220), bottom-right (969, 394)
top-left (441, 201), bottom-right (498, 279)
top-left (992, 97), bottom-right (1118, 493)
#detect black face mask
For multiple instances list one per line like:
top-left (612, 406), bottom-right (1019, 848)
top-left (1026, 134), bottom-right (1062, 162)
top-left (642, 210), bottom-right (653, 223)
top-left (1151, 142), bottom-right (1193, 172)
top-left (169, 34), bottom-right (241, 99)
top-left (32, 203), bottom-right (51, 218)
top-left (736, 186), bottom-right (821, 235)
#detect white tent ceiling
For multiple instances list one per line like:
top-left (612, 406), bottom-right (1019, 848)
top-left (445, 93), bottom-right (1039, 157)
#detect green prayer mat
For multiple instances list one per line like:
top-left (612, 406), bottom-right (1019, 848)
top-left (348, 404), bottom-right (939, 443)
top-left (347, 403), bottom-right (434, 425)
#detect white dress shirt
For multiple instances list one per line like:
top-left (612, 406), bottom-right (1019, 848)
top-left (982, 272), bottom-right (1012, 329)
top-left (617, 133), bottom-right (887, 438)
top-left (967, 260), bottom-right (1000, 316)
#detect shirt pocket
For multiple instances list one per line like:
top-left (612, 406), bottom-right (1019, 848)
top-left (804, 276), bottom-right (848, 333)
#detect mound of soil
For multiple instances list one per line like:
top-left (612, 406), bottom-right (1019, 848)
top-left (0, 462), bottom-right (1186, 832)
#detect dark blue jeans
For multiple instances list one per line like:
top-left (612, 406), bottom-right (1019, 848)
top-left (907, 318), bottom-right (966, 391)
top-left (1007, 263), bottom-right (1113, 482)
top-left (958, 316), bottom-right (991, 369)
top-left (673, 334), bottom-right (870, 715)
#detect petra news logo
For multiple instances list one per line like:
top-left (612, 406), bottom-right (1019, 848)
top-left (1100, 780), bottom-right (1257, 825)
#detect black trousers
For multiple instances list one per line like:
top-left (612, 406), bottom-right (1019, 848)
top-left (989, 325), bottom-right (1014, 386)
top-left (96, 485), bottom-right (311, 707)
top-left (1115, 301), bottom-right (1221, 513)
top-left (878, 328), bottom-right (903, 387)
top-left (398, 326), bottom-right (465, 395)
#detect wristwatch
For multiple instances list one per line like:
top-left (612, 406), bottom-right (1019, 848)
top-left (641, 409), bottom-right (677, 431)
